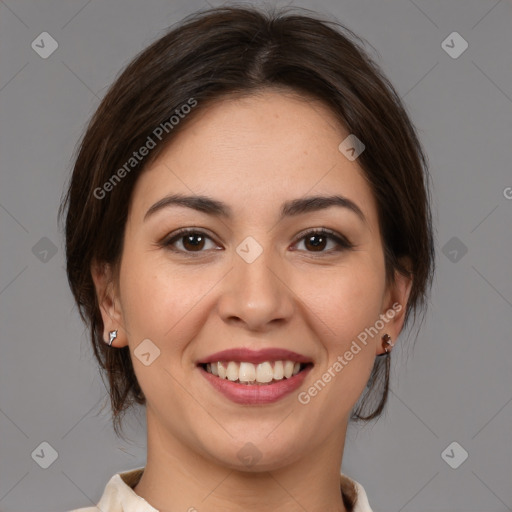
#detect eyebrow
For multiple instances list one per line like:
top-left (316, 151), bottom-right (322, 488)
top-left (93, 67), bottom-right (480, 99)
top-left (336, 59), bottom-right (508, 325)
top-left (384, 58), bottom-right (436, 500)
top-left (143, 193), bottom-right (367, 224)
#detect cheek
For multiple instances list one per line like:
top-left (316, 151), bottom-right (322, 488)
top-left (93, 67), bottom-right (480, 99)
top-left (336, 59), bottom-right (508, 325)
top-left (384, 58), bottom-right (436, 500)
top-left (292, 260), bottom-right (384, 415)
top-left (118, 252), bottom-right (206, 404)
top-left (119, 248), bottom-right (219, 356)
top-left (301, 255), bottom-right (385, 344)
top-left (304, 255), bottom-right (385, 384)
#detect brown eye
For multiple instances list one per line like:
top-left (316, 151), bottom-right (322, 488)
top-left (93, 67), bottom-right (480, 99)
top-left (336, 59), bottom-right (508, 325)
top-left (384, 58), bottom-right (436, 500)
top-left (181, 233), bottom-right (206, 251)
top-left (163, 229), bottom-right (218, 254)
top-left (162, 227), bottom-right (353, 256)
top-left (303, 233), bottom-right (328, 252)
top-left (293, 229), bottom-right (354, 254)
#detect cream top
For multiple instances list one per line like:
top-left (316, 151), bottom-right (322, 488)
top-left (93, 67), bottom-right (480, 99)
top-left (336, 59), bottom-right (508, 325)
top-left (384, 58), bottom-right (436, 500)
top-left (69, 467), bottom-right (374, 512)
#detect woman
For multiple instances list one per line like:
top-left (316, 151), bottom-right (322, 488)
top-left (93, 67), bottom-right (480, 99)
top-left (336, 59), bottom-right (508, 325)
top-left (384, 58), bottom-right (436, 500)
top-left (61, 5), bottom-right (435, 511)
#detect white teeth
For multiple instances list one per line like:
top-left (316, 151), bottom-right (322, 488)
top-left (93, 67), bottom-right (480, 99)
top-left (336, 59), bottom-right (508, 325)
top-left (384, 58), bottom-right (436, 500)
top-left (205, 360), bottom-right (307, 383)
top-left (283, 361), bottom-right (294, 378)
top-left (256, 362), bottom-right (273, 383)
top-left (273, 360), bottom-right (284, 380)
top-left (217, 361), bottom-right (227, 379)
top-left (226, 361), bottom-right (239, 381)
top-left (239, 362), bottom-right (256, 383)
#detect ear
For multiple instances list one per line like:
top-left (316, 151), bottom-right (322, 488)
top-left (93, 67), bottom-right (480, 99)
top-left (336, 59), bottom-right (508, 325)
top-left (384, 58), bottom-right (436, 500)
top-left (377, 258), bottom-right (413, 355)
top-left (90, 259), bottom-right (128, 348)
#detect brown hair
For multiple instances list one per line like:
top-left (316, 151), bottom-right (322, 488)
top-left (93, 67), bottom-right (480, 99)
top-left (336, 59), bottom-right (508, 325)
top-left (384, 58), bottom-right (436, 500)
top-left (59, 4), bottom-right (435, 459)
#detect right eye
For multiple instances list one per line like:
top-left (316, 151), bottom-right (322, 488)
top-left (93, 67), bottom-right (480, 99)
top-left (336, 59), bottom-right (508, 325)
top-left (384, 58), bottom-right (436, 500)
top-left (162, 228), bottom-right (221, 255)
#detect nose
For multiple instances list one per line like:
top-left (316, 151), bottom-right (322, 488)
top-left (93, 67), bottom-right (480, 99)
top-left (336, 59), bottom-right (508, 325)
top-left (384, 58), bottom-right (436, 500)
top-left (216, 244), bottom-right (294, 332)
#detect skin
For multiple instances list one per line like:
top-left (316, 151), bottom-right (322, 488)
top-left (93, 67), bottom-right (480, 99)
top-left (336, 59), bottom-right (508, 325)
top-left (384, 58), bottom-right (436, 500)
top-left (92, 89), bottom-right (412, 512)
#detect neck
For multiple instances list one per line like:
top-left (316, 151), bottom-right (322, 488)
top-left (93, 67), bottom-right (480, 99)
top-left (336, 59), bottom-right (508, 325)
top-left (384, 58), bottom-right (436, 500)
top-left (133, 412), bottom-right (350, 512)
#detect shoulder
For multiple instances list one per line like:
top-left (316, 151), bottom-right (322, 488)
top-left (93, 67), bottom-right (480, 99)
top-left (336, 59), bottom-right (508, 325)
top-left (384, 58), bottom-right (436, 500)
top-left (340, 473), bottom-right (374, 512)
top-left (67, 474), bottom-right (123, 512)
top-left (67, 468), bottom-right (155, 512)
top-left (352, 479), bottom-right (373, 512)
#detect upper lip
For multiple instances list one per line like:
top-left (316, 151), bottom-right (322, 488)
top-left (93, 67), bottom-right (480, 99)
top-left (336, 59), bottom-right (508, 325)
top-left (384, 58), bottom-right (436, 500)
top-left (197, 348), bottom-right (313, 365)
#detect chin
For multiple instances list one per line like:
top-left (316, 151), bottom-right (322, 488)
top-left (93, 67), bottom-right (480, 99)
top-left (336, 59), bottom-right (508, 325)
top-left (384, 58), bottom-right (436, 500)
top-left (201, 432), bottom-right (306, 472)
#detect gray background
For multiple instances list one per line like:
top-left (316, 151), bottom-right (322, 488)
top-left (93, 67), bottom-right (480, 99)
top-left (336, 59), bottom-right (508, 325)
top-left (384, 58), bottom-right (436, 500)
top-left (1, 0), bottom-right (511, 511)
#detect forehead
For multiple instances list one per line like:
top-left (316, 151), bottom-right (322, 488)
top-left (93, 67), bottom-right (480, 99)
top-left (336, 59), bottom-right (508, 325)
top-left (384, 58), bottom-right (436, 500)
top-left (130, 90), bottom-right (379, 228)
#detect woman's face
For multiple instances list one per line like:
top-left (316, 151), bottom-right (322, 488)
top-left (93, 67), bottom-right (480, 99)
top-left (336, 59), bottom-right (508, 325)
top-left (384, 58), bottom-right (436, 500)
top-left (95, 89), bottom-right (411, 471)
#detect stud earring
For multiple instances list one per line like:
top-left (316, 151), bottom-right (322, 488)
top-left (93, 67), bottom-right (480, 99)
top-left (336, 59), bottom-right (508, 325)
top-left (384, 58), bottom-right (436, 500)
top-left (382, 333), bottom-right (394, 353)
top-left (108, 330), bottom-right (118, 347)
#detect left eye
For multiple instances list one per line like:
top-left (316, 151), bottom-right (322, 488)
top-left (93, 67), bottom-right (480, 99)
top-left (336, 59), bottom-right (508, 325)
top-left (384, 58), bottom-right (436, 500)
top-left (162, 228), bottom-right (353, 255)
top-left (292, 229), bottom-right (353, 253)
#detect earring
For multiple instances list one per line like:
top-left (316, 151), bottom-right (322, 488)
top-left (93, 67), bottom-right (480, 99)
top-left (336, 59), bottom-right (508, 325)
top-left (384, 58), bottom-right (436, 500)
top-left (108, 330), bottom-right (118, 347)
top-left (382, 333), bottom-right (394, 353)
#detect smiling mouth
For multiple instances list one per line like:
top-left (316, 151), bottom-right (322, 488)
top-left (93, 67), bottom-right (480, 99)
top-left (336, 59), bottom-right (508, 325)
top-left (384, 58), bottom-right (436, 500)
top-left (199, 360), bottom-right (313, 385)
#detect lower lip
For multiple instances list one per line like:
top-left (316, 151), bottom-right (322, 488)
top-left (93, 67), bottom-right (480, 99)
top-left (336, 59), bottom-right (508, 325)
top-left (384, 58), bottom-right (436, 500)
top-left (199, 365), bottom-right (312, 405)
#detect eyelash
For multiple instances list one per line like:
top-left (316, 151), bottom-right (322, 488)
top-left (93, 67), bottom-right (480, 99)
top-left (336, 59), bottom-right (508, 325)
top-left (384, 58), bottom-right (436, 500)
top-left (161, 227), bottom-right (354, 256)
